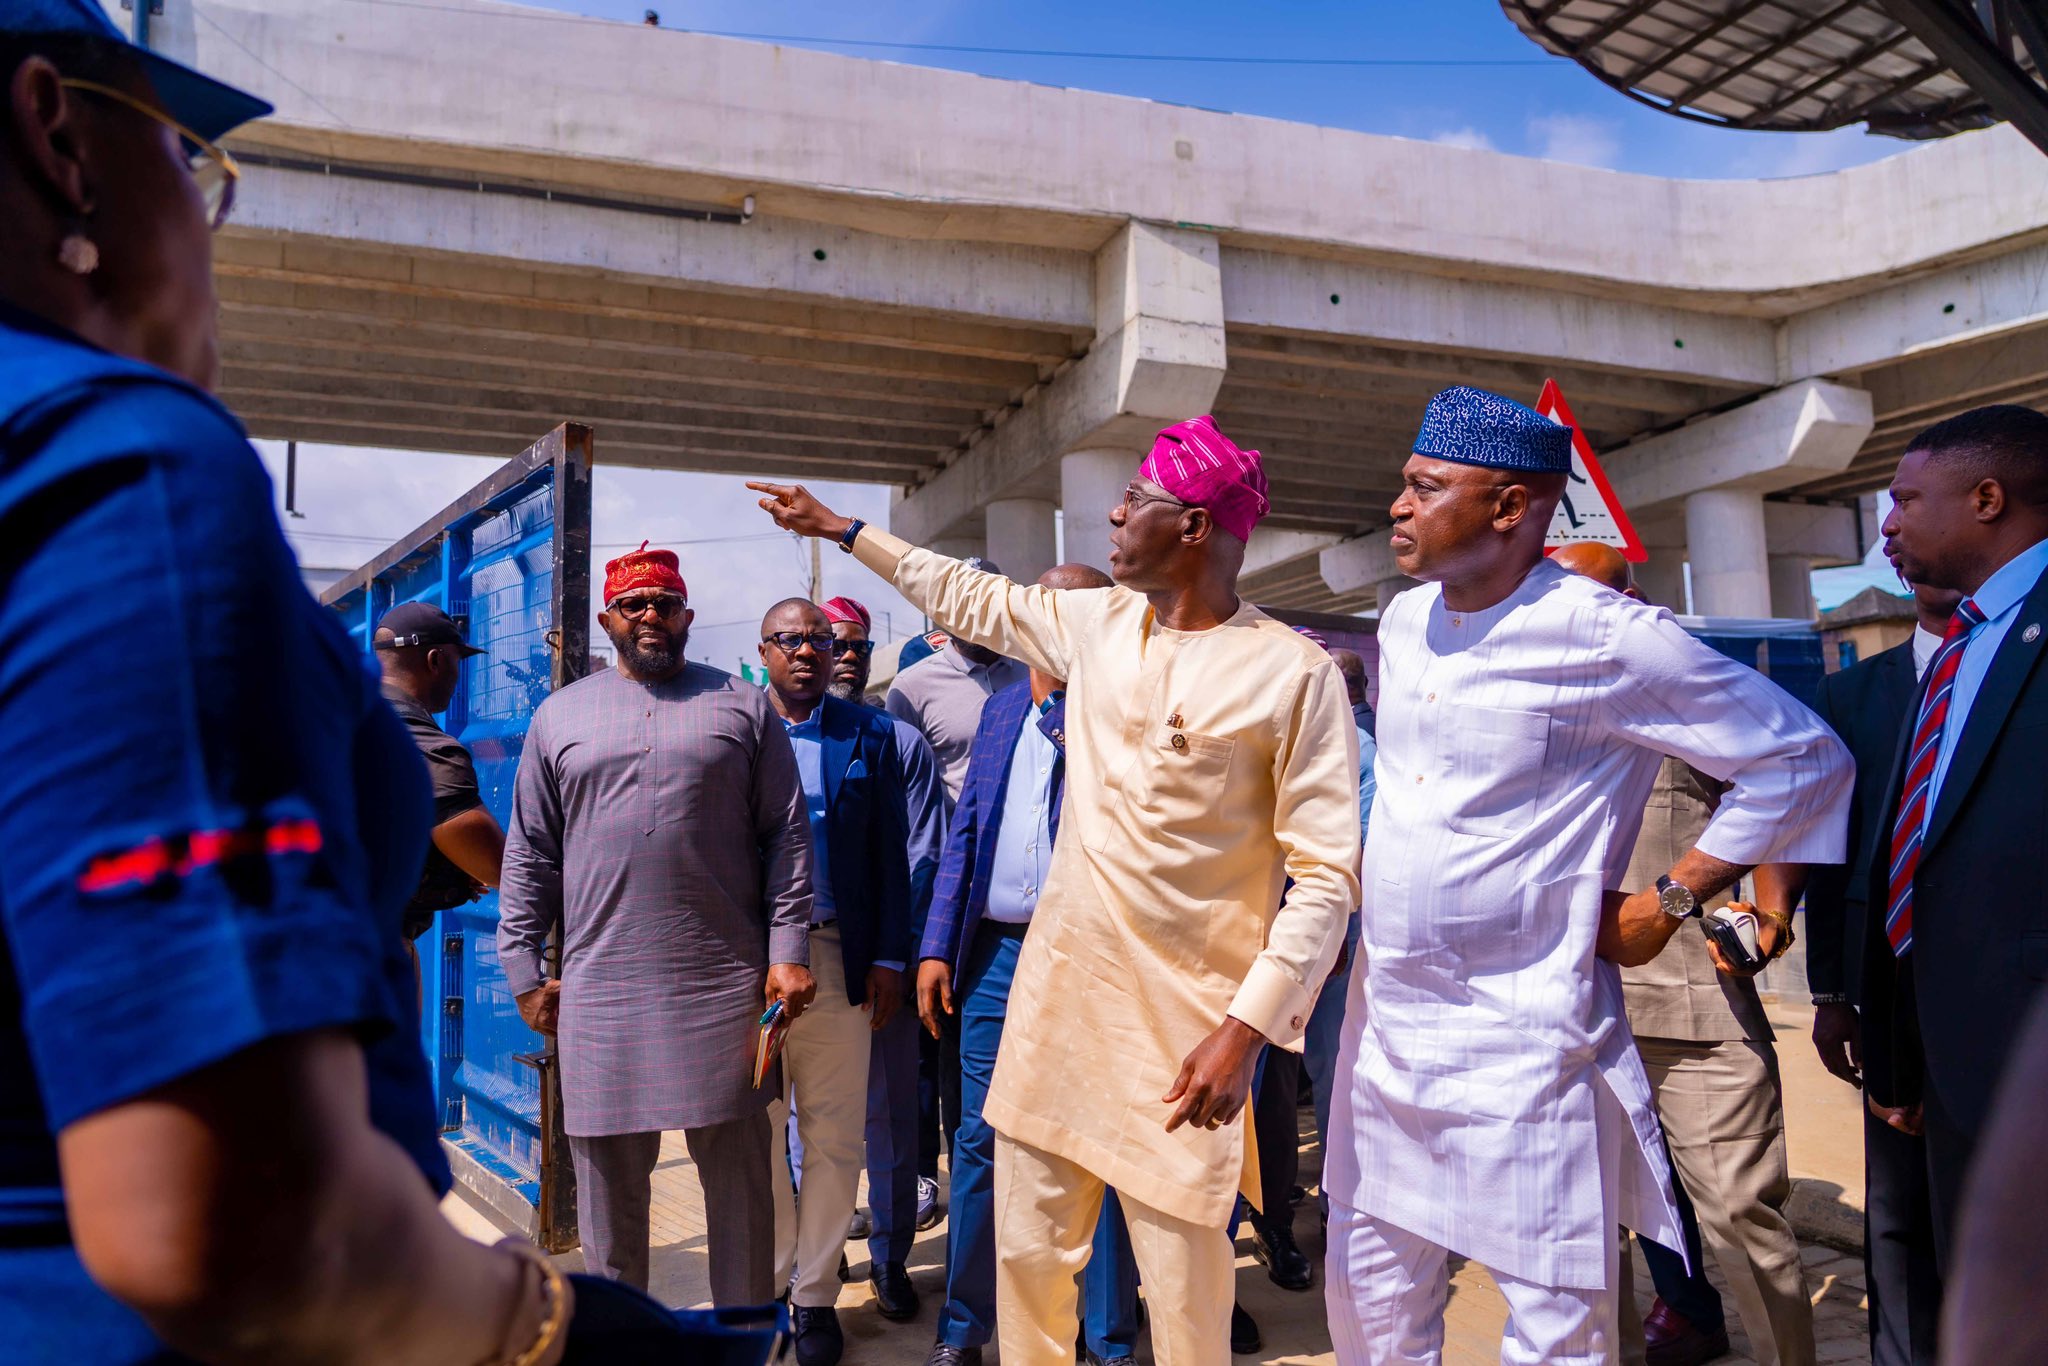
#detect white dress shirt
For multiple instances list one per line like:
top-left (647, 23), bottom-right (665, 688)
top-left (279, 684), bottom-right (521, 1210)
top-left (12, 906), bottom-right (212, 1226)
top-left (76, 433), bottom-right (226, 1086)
top-left (1327, 559), bottom-right (1853, 1290)
top-left (1912, 623), bottom-right (1941, 680)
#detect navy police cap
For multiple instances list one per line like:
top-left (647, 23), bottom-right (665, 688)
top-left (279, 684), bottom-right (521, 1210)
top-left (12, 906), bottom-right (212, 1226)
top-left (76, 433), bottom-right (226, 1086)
top-left (3, 0), bottom-right (272, 143)
top-left (1413, 386), bottom-right (1574, 476)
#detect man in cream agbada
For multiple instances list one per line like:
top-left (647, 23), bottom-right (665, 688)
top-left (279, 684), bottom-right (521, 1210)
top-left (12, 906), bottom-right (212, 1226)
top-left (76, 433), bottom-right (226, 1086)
top-left (748, 416), bottom-right (1360, 1366)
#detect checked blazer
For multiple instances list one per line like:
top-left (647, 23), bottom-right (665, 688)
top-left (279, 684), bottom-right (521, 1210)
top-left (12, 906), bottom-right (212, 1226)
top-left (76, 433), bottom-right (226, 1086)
top-left (919, 681), bottom-right (1065, 982)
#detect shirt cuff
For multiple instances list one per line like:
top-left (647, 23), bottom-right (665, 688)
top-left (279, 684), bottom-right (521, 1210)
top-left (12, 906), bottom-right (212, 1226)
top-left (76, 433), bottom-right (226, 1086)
top-left (874, 960), bottom-right (906, 973)
top-left (501, 948), bottom-right (547, 998)
top-left (769, 924), bottom-right (812, 967)
top-left (850, 525), bottom-right (911, 581)
top-left (1228, 957), bottom-right (1315, 1052)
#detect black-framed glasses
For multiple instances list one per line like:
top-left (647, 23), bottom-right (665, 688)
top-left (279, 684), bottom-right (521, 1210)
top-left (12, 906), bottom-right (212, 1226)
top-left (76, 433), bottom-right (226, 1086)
top-left (1119, 482), bottom-right (1187, 514)
top-left (59, 78), bottom-right (242, 230)
top-left (829, 639), bottom-right (875, 659)
top-left (764, 631), bottom-right (835, 655)
top-left (608, 593), bottom-right (687, 620)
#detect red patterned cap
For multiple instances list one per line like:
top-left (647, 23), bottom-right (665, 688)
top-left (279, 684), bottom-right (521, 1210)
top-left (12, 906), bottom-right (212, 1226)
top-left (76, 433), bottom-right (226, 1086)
top-left (604, 542), bottom-right (686, 603)
top-left (821, 596), bottom-right (871, 631)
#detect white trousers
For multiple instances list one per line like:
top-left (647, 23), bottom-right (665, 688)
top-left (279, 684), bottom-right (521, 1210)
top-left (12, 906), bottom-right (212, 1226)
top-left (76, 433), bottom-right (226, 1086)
top-left (1325, 1202), bottom-right (1617, 1366)
top-left (769, 927), bottom-right (874, 1306)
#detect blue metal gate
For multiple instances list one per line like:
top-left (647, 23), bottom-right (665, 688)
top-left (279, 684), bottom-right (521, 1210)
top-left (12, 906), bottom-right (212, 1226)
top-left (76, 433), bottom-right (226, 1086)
top-left (322, 424), bottom-right (591, 1249)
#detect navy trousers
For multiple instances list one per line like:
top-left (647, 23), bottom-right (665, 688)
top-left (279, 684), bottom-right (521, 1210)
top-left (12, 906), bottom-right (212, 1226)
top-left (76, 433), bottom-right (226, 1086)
top-left (938, 920), bottom-right (1140, 1355)
top-left (865, 1004), bottom-right (922, 1264)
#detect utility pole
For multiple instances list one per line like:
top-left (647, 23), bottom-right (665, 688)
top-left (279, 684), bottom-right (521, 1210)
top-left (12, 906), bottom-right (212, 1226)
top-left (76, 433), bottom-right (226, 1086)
top-left (809, 536), bottom-right (823, 603)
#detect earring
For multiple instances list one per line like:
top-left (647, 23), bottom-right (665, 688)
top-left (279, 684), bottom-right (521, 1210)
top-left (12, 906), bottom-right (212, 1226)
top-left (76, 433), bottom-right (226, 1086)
top-left (57, 231), bottom-right (99, 275)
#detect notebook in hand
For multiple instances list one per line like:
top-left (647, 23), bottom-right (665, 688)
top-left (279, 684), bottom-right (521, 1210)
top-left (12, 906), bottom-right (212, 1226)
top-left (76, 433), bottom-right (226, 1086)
top-left (752, 999), bottom-right (790, 1089)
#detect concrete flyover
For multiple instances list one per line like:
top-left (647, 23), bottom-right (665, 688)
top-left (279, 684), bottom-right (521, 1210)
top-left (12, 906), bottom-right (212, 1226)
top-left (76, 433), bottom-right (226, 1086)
top-left (166, 0), bottom-right (2048, 616)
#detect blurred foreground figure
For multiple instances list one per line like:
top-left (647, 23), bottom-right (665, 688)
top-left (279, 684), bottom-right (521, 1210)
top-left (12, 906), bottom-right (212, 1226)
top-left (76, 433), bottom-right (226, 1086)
top-left (0, 4), bottom-right (572, 1360)
top-left (1324, 389), bottom-right (1851, 1366)
top-left (751, 413), bottom-right (1361, 1366)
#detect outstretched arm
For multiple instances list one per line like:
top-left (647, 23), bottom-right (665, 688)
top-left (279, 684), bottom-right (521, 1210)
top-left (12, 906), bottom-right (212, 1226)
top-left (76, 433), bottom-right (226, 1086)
top-left (748, 481), bottom-right (1105, 678)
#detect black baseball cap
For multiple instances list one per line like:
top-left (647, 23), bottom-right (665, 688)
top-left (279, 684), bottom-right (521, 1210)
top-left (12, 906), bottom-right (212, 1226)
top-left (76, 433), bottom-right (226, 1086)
top-left (374, 602), bottom-right (485, 657)
top-left (3, 0), bottom-right (274, 143)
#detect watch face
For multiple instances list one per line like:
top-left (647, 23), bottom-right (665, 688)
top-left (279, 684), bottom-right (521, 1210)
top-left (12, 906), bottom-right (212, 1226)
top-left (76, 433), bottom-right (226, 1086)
top-left (1659, 881), bottom-right (1696, 917)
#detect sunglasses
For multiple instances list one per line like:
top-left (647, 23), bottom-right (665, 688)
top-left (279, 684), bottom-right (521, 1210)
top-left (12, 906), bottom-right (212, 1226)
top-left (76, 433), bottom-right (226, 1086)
top-left (608, 593), bottom-right (687, 620)
top-left (59, 79), bottom-right (241, 230)
top-left (830, 639), bottom-right (875, 659)
top-left (763, 631), bottom-right (835, 655)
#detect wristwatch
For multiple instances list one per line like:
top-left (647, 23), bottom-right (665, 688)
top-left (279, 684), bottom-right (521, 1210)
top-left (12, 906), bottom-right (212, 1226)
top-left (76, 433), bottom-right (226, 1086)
top-left (837, 518), bottom-right (866, 554)
top-left (1655, 874), bottom-right (1700, 920)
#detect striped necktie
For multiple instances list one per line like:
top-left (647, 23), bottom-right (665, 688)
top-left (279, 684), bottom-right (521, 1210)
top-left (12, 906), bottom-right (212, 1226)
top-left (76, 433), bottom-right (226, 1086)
top-left (1884, 598), bottom-right (1986, 956)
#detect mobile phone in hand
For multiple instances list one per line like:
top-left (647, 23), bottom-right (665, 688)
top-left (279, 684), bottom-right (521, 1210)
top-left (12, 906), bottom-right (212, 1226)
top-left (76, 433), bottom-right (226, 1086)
top-left (1705, 907), bottom-right (1763, 973)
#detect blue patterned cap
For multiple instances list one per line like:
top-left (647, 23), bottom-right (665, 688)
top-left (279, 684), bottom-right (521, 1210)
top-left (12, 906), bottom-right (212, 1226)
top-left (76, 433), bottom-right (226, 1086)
top-left (1413, 386), bottom-right (1573, 474)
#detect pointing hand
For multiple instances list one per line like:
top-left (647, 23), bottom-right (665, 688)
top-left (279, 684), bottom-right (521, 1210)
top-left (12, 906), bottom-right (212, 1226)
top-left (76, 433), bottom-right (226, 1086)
top-left (747, 481), bottom-right (852, 542)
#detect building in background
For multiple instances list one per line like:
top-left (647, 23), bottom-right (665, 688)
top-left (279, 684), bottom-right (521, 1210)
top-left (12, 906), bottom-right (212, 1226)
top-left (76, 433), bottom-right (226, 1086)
top-left (1819, 587), bottom-right (1917, 672)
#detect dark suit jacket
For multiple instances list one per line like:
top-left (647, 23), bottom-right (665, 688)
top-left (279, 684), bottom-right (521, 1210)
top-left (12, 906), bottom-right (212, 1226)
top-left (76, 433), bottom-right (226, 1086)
top-left (1861, 565), bottom-right (2048, 1143)
top-left (1805, 637), bottom-right (1919, 1007)
top-left (816, 694), bottom-right (914, 1003)
top-left (919, 682), bottom-right (1065, 983)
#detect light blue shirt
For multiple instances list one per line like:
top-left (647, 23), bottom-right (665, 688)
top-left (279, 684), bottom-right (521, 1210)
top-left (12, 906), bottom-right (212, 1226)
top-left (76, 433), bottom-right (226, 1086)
top-left (984, 702), bottom-right (1060, 924)
top-left (1348, 726), bottom-right (1377, 950)
top-left (1926, 535), bottom-right (2048, 830)
top-left (783, 711), bottom-right (834, 919)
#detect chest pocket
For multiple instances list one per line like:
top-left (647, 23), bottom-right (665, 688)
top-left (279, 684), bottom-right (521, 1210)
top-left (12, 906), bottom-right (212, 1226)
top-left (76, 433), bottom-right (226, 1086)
top-left (1440, 704), bottom-right (1549, 840)
top-left (1129, 726), bottom-right (1238, 840)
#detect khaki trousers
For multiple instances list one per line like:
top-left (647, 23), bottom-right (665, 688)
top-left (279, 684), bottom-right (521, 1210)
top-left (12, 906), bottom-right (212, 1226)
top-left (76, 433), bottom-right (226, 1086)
top-left (1620, 1036), bottom-right (1814, 1366)
top-left (769, 927), bottom-right (874, 1306)
top-left (994, 1132), bottom-right (1233, 1366)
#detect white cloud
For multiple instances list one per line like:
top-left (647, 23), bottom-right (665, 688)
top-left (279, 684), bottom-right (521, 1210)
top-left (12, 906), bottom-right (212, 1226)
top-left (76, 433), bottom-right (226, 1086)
top-left (1526, 113), bottom-right (1622, 169)
top-left (1429, 127), bottom-right (1497, 153)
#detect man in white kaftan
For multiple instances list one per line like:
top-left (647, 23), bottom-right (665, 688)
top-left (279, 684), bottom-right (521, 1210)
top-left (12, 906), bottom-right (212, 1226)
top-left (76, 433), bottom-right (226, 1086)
top-left (1323, 386), bottom-right (1854, 1365)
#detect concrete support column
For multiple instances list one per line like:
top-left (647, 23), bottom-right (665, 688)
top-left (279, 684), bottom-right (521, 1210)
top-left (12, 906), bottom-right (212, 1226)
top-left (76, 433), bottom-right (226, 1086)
top-left (985, 497), bottom-right (1057, 585)
top-left (1769, 554), bottom-right (1816, 621)
top-left (1061, 448), bottom-right (1134, 573)
top-left (1375, 576), bottom-right (1420, 616)
top-left (1634, 550), bottom-right (1688, 614)
top-left (930, 535), bottom-right (982, 561)
top-left (1684, 489), bottom-right (1772, 619)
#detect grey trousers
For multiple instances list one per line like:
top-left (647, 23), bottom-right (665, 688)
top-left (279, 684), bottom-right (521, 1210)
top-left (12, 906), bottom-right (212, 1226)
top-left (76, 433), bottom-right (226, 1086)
top-left (568, 1110), bottom-right (775, 1305)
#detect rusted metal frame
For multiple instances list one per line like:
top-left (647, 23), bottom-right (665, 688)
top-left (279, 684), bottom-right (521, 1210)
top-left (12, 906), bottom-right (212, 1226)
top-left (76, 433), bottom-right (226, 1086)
top-left (1880, 0), bottom-right (2048, 152)
top-left (1744, 26), bottom-right (1917, 125)
top-left (1667, 0), bottom-right (1866, 106)
top-left (1615, 0), bottom-right (1779, 86)
top-left (1828, 55), bottom-right (1956, 126)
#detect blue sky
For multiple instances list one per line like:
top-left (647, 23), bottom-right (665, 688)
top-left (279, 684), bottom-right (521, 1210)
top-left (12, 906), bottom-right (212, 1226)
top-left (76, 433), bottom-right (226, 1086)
top-left (276, 0), bottom-right (1914, 637)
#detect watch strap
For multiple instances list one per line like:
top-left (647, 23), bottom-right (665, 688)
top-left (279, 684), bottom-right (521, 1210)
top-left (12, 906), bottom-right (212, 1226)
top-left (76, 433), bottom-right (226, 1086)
top-left (838, 518), bottom-right (866, 554)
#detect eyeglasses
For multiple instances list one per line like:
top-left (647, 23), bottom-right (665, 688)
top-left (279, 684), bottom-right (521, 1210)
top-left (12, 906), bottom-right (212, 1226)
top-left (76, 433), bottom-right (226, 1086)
top-left (830, 639), bottom-right (875, 659)
top-left (1120, 482), bottom-right (1188, 514)
top-left (59, 79), bottom-right (242, 230)
top-left (608, 593), bottom-right (687, 620)
top-left (763, 631), bottom-right (835, 655)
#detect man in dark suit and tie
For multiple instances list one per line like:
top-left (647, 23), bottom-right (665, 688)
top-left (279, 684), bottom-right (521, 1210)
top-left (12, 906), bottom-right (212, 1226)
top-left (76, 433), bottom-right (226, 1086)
top-left (1859, 404), bottom-right (2048, 1272)
top-left (755, 598), bottom-right (914, 1366)
top-left (1802, 581), bottom-right (1958, 1366)
top-left (912, 564), bottom-right (1140, 1366)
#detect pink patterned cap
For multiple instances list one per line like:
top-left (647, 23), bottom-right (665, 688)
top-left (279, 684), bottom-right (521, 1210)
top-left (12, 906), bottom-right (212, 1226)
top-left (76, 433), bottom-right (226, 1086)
top-left (1136, 416), bottom-right (1270, 543)
top-left (820, 596), bottom-right (871, 631)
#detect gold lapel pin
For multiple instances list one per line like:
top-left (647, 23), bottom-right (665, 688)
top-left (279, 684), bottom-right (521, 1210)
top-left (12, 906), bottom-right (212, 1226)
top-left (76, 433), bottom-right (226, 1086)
top-left (1171, 733), bottom-right (1189, 752)
top-left (1166, 711), bottom-right (1184, 729)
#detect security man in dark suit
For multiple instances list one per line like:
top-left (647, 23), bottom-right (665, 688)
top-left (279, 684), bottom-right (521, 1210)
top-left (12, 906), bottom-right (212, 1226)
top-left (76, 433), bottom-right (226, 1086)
top-left (1803, 581), bottom-right (1957, 1366)
top-left (1859, 404), bottom-right (2048, 1271)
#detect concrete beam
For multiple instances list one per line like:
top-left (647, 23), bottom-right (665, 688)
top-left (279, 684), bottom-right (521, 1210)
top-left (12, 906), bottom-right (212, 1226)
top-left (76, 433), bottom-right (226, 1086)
top-left (1604, 380), bottom-right (1875, 514)
top-left (232, 166), bottom-right (1095, 333)
top-left (1221, 248), bottom-right (1778, 390)
top-left (1763, 502), bottom-right (1862, 566)
top-left (1782, 238), bottom-right (2048, 379)
top-left (1242, 528), bottom-right (1347, 581)
top-left (892, 223), bottom-right (1227, 547)
top-left (1319, 529), bottom-right (1403, 598)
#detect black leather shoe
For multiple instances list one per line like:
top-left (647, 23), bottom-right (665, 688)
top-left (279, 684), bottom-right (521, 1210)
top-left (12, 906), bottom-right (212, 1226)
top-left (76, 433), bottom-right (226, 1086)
top-left (791, 1305), bottom-right (844, 1366)
top-left (871, 1259), bottom-right (920, 1321)
top-left (1253, 1215), bottom-right (1315, 1291)
top-left (1230, 1301), bottom-right (1262, 1355)
top-left (924, 1344), bottom-right (981, 1366)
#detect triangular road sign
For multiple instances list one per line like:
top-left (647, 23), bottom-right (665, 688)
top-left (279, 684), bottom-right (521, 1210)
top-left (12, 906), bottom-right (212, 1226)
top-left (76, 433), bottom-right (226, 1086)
top-left (1537, 378), bottom-right (1646, 563)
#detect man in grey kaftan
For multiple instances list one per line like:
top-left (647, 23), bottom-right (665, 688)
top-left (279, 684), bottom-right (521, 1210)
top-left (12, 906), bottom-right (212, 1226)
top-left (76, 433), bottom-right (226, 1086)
top-left (498, 661), bottom-right (814, 1302)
